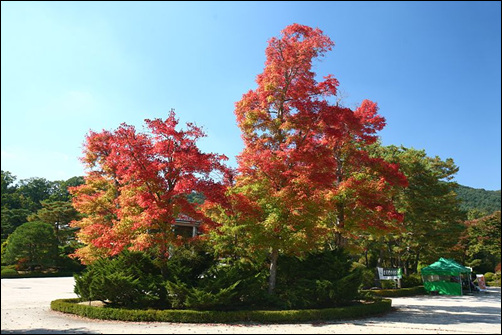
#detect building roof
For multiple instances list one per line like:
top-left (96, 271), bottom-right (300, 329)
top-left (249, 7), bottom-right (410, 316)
top-left (175, 214), bottom-right (200, 226)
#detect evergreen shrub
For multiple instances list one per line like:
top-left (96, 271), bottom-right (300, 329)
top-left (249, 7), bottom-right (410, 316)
top-left (73, 246), bottom-right (367, 311)
top-left (51, 297), bottom-right (392, 323)
top-left (74, 250), bottom-right (166, 308)
top-left (274, 249), bottom-right (362, 309)
top-left (401, 274), bottom-right (422, 288)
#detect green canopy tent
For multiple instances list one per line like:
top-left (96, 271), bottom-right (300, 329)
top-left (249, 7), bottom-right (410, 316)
top-left (421, 258), bottom-right (472, 295)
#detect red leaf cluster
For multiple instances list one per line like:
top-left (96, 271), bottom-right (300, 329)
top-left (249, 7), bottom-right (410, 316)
top-left (69, 110), bottom-right (228, 263)
top-left (232, 24), bottom-right (407, 247)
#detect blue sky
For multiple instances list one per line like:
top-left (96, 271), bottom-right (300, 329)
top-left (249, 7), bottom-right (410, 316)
top-left (1, 1), bottom-right (501, 190)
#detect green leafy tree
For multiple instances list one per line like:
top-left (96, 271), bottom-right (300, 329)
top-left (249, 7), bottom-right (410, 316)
top-left (365, 145), bottom-right (466, 273)
top-left (69, 109), bottom-right (228, 273)
top-left (216, 23), bottom-right (406, 295)
top-left (457, 211), bottom-right (501, 273)
top-left (48, 176), bottom-right (85, 202)
top-left (1, 208), bottom-right (31, 241)
top-left (1, 172), bottom-right (86, 244)
top-left (4, 221), bottom-right (59, 270)
top-left (17, 177), bottom-right (56, 212)
top-left (1, 171), bottom-right (27, 240)
top-left (1, 172), bottom-right (84, 241)
top-left (1, 170), bottom-right (18, 204)
top-left (28, 200), bottom-right (80, 244)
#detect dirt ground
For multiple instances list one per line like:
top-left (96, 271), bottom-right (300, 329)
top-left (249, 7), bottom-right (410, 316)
top-left (1, 277), bottom-right (500, 334)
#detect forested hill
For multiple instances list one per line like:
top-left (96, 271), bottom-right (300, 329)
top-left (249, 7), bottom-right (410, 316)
top-left (455, 185), bottom-right (501, 214)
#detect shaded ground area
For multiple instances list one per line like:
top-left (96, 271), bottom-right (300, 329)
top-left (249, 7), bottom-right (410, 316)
top-left (1, 277), bottom-right (500, 334)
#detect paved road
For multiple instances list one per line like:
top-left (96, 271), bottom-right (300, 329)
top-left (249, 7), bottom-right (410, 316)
top-left (1, 277), bottom-right (501, 334)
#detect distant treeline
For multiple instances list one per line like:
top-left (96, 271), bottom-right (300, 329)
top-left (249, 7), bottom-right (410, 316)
top-left (455, 185), bottom-right (501, 215)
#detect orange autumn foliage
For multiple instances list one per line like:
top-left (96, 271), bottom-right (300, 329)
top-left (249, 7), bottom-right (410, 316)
top-left (69, 110), bottom-right (228, 264)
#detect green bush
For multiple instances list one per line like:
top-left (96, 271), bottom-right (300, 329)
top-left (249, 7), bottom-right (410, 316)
top-left (210, 262), bottom-right (269, 309)
top-left (74, 250), bottom-right (166, 308)
top-left (401, 274), bottom-right (422, 288)
top-left (1, 241), bottom-right (8, 265)
top-left (57, 245), bottom-right (86, 273)
top-left (74, 243), bottom-right (269, 311)
top-left (360, 268), bottom-right (377, 289)
top-left (331, 269), bottom-right (363, 304)
top-left (484, 272), bottom-right (494, 282)
top-left (486, 271), bottom-right (501, 287)
top-left (1, 267), bottom-right (18, 277)
top-left (363, 286), bottom-right (425, 297)
top-left (73, 246), bottom-right (365, 311)
top-left (165, 258), bottom-right (267, 310)
top-left (274, 249), bottom-right (362, 309)
top-left (163, 241), bottom-right (271, 311)
top-left (487, 280), bottom-right (501, 287)
top-left (380, 280), bottom-right (397, 289)
top-left (51, 297), bottom-right (392, 323)
top-left (166, 279), bottom-right (241, 310)
top-left (163, 247), bottom-right (365, 311)
top-left (4, 221), bottom-right (59, 270)
top-left (163, 240), bottom-right (216, 286)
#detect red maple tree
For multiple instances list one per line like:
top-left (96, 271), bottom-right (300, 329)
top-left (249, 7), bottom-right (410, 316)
top-left (231, 24), bottom-right (407, 293)
top-left (70, 110), bottom-right (228, 273)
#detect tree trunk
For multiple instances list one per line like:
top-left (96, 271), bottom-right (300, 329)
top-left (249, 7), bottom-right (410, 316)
top-left (377, 248), bottom-right (383, 267)
top-left (334, 200), bottom-right (346, 247)
top-left (413, 250), bottom-right (420, 274)
top-left (159, 260), bottom-right (168, 279)
top-left (268, 247), bottom-right (279, 295)
top-left (332, 148), bottom-right (347, 249)
top-left (158, 224), bottom-right (170, 279)
top-left (334, 231), bottom-right (347, 248)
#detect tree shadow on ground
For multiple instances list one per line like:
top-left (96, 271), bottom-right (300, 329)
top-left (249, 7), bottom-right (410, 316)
top-left (313, 288), bottom-right (501, 328)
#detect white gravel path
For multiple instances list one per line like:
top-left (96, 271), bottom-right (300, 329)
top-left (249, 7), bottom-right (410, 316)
top-left (1, 277), bottom-right (500, 334)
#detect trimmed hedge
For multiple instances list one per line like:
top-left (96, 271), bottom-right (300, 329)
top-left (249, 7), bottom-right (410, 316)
top-left (1, 271), bottom-right (79, 279)
top-left (51, 298), bottom-right (392, 323)
top-left (362, 286), bottom-right (426, 297)
top-left (1, 268), bottom-right (18, 277)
